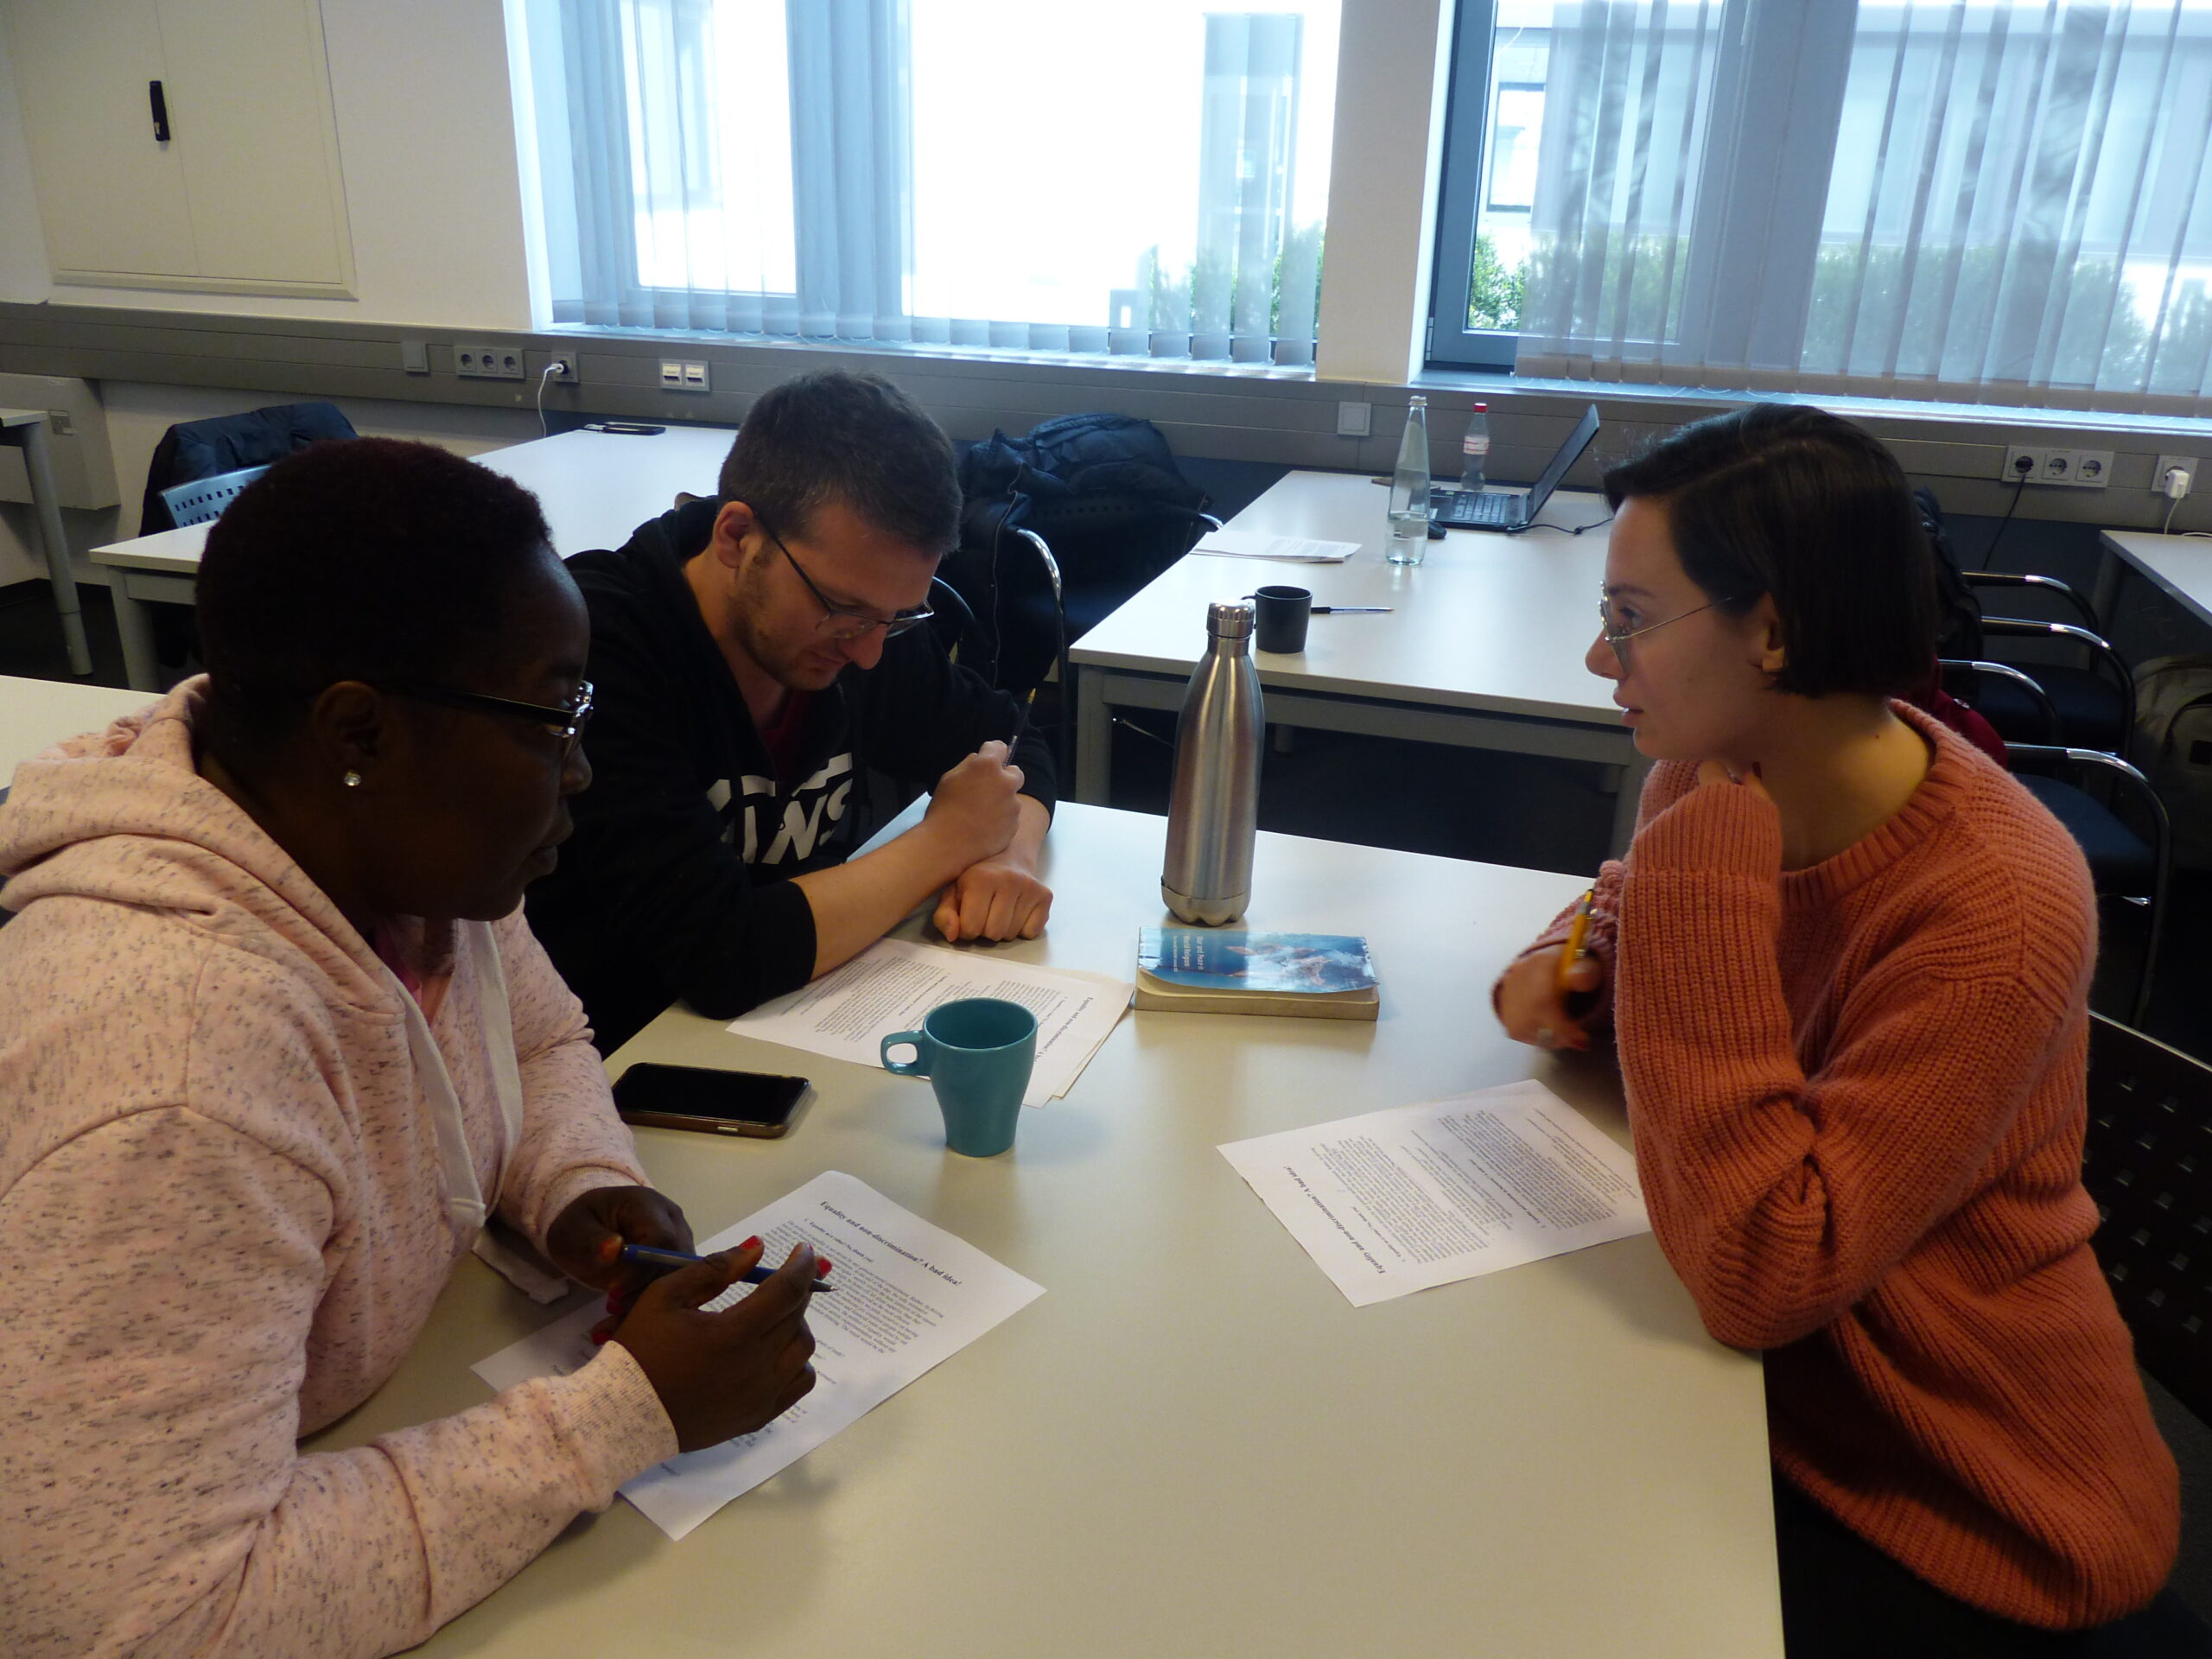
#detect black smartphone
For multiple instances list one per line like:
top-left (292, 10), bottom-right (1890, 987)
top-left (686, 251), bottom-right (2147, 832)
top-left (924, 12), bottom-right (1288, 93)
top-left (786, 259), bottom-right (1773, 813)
top-left (612, 1064), bottom-right (812, 1137)
top-left (582, 421), bottom-right (667, 435)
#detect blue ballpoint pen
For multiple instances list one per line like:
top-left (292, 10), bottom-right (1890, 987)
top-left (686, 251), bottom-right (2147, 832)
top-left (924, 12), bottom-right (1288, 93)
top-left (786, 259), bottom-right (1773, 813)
top-left (618, 1240), bottom-right (836, 1290)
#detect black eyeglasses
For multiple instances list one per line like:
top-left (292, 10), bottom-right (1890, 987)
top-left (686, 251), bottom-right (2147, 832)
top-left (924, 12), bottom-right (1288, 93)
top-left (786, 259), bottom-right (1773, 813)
top-left (755, 516), bottom-right (934, 642)
top-left (382, 678), bottom-right (594, 762)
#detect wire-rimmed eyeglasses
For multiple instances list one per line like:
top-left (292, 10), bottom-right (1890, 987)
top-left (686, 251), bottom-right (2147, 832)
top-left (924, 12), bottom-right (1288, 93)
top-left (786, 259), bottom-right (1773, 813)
top-left (1597, 591), bottom-right (1734, 661)
top-left (757, 515), bottom-right (934, 642)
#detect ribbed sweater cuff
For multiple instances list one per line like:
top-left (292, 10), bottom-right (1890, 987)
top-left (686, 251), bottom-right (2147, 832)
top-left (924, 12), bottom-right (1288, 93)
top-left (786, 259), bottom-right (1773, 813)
top-left (544, 1340), bottom-right (678, 1509)
top-left (1631, 776), bottom-right (1783, 880)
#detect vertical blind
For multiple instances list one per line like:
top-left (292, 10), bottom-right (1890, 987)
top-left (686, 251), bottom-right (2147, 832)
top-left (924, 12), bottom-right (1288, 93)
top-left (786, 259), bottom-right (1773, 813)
top-left (1513, 0), bottom-right (2212, 415)
top-left (524, 0), bottom-right (1338, 365)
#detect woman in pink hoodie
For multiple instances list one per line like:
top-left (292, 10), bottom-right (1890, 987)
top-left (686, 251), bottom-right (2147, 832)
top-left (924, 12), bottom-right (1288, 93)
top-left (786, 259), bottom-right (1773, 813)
top-left (0, 439), bottom-right (819, 1656)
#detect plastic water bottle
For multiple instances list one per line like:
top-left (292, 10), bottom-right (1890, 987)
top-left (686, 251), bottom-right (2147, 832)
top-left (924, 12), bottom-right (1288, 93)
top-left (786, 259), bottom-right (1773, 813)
top-left (1161, 601), bottom-right (1262, 925)
top-left (1459, 402), bottom-right (1490, 491)
top-left (1386, 394), bottom-right (1431, 565)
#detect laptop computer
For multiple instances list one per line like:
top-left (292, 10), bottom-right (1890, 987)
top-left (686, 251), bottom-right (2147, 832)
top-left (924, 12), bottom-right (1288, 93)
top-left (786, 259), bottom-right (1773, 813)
top-left (1431, 404), bottom-right (1601, 531)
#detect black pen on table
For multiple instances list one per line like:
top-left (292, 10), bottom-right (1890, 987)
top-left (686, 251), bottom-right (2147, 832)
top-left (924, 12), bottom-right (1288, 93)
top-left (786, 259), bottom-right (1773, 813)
top-left (618, 1241), bottom-right (836, 1290)
top-left (1313, 606), bottom-right (1391, 614)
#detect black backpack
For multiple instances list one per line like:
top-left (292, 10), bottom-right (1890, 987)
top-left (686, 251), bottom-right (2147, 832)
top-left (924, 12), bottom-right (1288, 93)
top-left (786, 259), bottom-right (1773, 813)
top-left (949, 413), bottom-right (1214, 696)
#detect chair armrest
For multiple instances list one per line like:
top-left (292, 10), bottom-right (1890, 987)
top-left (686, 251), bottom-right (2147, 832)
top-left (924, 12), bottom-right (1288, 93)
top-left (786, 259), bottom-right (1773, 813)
top-left (1963, 571), bottom-right (2100, 632)
top-left (1941, 658), bottom-right (2060, 744)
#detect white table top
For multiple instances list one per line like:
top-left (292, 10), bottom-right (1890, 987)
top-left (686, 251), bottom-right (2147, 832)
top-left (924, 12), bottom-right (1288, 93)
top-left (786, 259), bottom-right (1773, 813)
top-left (308, 803), bottom-right (1780, 1658)
top-left (0, 673), bottom-right (154, 779)
top-left (0, 407), bottom-right (48, 429)
top-left (2102, 528), bottom-right (2212, 631)
top-left (1071, 472), bottom-right (1625, 727)
top-left (90, 424), bottom-right (740, 575)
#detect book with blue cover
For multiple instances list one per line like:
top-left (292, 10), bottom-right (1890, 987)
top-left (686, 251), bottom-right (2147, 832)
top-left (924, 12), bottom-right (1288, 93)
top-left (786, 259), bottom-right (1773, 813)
top-left (1134, 929), bottom-right (1380, 1020)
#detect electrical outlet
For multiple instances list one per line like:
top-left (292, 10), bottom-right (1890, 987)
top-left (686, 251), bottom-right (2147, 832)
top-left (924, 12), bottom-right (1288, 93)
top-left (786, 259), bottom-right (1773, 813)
top-left (2157, 454), bottom-right (2198, 493)
top-left (659, 359), bottom-right (711, 392)
top-left (528, 350), bottom-right (580, 385)
top-left (1336, 401), bottom-right (1373, 438)
top-left (2068, 448), bottom-right (2113, 486)
top-left (455, 343), bottom-right (525, 380)
top-left (1998, 446), bottom-right (2110, 488)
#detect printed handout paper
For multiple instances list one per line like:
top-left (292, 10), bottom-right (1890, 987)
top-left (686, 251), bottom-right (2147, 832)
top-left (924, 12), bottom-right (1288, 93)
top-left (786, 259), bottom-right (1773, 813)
top-left (474, 1171), bottom-right (1044, 1540)
top-left (725, 937), bottom-right (1128, 1105)
top-left (1218, 1081), bottom-right (1650, 1306)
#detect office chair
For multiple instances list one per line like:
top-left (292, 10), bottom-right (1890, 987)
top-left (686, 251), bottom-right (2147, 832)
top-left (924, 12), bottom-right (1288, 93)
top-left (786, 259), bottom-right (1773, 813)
top-left (2005, 743), bottom-right (2171, 1026)
top-left (2083, 1013), bottom-right (2212, 1425)
top-left (1973, 617), bottom-right (2135, 759)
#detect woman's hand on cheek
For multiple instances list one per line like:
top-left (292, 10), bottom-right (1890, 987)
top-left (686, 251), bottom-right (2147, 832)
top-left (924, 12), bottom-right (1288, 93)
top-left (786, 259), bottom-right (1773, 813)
top-left (1694, 757), bottom-right (1772, 804)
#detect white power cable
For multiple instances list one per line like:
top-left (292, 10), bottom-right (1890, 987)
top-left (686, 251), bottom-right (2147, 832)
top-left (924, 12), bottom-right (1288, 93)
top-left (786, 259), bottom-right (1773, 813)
top-left (536, 359), bottom-right (570, 436)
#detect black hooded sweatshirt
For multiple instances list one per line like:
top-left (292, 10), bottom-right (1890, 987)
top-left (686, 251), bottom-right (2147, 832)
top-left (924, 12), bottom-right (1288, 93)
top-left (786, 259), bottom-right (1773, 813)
top-left (525, 499), bottom-right (1055, 1052)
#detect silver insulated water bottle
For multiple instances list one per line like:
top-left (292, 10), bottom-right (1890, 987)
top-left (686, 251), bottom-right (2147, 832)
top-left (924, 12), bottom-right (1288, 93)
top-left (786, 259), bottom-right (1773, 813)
top-left (1161, 600), bottom-right (1263, 925)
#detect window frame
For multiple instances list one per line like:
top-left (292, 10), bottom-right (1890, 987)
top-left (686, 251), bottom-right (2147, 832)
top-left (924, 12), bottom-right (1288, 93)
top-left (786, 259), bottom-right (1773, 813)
top-left (1426, 0), bottom-right (1519, 372)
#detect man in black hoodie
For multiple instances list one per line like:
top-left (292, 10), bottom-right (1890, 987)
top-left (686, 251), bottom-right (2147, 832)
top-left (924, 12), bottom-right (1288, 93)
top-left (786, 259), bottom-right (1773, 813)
top-left (527, 372), bottom-right (1054, 1052)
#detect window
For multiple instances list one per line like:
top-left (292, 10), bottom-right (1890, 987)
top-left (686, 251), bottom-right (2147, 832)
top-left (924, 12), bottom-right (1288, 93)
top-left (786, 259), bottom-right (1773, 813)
top-left (1428, 0), bottom-right (2212, 415)
top-left (524, 0), bottom-right (1339, 366)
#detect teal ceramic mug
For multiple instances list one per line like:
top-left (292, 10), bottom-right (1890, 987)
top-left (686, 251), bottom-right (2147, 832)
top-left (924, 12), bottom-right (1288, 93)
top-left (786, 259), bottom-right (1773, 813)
top-left (880, 997), bottom-right (1038, 1157)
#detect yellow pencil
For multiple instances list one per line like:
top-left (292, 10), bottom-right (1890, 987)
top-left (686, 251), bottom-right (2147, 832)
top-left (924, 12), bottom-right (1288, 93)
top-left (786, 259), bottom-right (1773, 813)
top-left (1556, 889), bottom-right (1595, 995)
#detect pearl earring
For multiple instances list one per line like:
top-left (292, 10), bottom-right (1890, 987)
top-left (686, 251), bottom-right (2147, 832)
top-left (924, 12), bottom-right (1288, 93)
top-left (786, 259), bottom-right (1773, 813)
top-left (342, 770), bottom-right (363, 789)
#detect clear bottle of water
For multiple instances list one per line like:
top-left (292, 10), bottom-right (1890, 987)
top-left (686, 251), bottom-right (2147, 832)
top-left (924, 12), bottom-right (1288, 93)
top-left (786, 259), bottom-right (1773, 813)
top-left (1459, 402), bottom-right (1490, 491)
top-left (1386, 394), bottom-right (1431, 566)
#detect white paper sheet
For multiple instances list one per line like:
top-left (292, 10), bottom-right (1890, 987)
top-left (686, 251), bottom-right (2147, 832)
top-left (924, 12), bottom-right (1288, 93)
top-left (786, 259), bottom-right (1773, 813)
top-left (1217, 1081), bottom-right (1650, 1306)
top-left (1191, 529), bottom-right (1357, 563)
top-left (474, 1171), bottom-right (1044, 1540)
top-left (725, 937), bottom-right (1128, 1105)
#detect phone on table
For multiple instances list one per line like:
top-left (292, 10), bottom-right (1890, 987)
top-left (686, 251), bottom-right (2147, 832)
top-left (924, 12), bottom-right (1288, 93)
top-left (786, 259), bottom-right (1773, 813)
top-left (612, 1064), bottom-right (812, 1138)
top-left (582, 421), bottom-right (667, 435)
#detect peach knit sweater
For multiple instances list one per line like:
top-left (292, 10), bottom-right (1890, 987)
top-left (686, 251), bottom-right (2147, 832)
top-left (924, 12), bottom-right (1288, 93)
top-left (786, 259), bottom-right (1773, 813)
top-left (1520, 704), bottom-right (2177, 1630)
top-left (0, 683), bottom-right (680, 1656)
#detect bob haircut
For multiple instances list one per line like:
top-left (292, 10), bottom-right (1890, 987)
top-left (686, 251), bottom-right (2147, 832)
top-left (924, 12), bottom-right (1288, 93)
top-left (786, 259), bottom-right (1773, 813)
top-left (1602, 404), bottom-right (1940, 699)
top-left (717, 370), bottom-right (961, 556)
top-left (197, 436), bottom-right (556, 755)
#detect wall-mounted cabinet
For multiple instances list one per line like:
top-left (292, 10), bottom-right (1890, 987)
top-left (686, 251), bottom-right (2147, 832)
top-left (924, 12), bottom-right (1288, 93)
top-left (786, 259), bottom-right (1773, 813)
top-left (3, 0), bottom-right (356, 297)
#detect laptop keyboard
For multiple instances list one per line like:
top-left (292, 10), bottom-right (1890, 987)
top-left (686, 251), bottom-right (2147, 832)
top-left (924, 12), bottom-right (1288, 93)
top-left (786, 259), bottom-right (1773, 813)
top-left (1431, 488), bottom-right (1521, 528)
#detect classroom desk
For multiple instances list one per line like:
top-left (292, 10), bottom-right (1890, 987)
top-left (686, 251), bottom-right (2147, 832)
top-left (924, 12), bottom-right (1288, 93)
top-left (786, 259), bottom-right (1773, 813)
top-left (1, 408), bottom-right (90, 677)
top-left (2101, 528), bottom-right (2212, 630)
top-left (1069, 473), bottom-right (1646, 851)
top-left (308, 803), bottom-right (1781, 1659)
top-left (0, 673), bottom-right (153, 783)
top-left (89, 423), bottom-right (739, 691)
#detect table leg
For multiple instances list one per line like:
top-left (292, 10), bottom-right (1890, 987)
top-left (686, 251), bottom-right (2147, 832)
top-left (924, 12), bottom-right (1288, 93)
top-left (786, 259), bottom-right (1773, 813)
top-left (1075, 668), bottom-right (1113, 805)
top-left (19, 421), bottom-right (91, 677)
top-left (110, 581), bottom-right (162, 692)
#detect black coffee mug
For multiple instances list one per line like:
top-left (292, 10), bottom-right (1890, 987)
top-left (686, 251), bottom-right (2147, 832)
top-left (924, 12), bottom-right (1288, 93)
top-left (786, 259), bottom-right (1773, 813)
top-left (1250, 585), bottom-right (1313, 653)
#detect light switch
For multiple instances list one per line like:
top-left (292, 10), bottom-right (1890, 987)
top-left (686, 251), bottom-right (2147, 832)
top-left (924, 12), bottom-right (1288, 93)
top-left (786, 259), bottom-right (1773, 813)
top-left (1336, 401), bottom-right (1373, 438)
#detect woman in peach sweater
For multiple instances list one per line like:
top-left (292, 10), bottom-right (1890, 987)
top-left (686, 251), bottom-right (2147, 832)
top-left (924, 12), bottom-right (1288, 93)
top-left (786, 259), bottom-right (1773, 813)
top-left (1496, 406), bottom-right (2202, 1655)
top-left (0, 440), bottom-right (819, 1656)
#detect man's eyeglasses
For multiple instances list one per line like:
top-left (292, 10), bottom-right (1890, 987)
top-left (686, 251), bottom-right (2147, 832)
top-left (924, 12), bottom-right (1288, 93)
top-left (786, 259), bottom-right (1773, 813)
top-left (756, 516), bottom-right (934, 642)
top-left (1597, 591), bottom-right (1734, 661)
top-left (383, 678), bottom-right (594, 763)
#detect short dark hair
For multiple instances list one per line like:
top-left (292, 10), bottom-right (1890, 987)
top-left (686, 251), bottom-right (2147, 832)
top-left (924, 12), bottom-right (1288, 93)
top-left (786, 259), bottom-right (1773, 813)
top-left (717, 371), bottom-right (960, 555)
top-left (197, 437), bottom-right (555, 752)
top-left (1603, 404), bottom-right (1939, 699)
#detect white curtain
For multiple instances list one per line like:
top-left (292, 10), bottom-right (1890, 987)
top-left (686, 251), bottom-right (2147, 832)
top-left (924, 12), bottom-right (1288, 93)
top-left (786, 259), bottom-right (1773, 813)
top-left (1516, 0), bottom-right (2212, 416)
top-left (525, 0), bottom-right (1336, 365)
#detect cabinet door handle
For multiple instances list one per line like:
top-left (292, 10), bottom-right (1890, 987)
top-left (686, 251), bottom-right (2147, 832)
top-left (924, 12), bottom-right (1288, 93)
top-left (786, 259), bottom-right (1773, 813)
top-left (149, 79), bottom-right (170, 143)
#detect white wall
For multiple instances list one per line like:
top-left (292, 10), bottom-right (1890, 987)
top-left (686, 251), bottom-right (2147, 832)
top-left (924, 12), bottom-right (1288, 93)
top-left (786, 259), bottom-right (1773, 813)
top-left (0, 0), bottom-right (535, 328)
top-left (0, 0), bottom-right (543, 584)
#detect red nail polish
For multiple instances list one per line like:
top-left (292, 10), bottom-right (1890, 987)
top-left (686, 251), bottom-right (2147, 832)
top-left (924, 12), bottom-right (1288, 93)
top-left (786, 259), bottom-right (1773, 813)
top-left (817, 1257), bottom-right (833, 1274)
top-left (591, 1330), bottom-right (610, 1345)
top-left (739, 1236), bottom-right (762, 1252)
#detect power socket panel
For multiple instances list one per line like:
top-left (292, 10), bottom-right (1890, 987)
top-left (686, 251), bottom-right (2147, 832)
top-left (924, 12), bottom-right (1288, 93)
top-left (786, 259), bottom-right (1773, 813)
top-left (2157, 454), bottom-right (2199, 494)
top-left (455, 343), bottom-right (525, 380)
top-left (658, 359), bottom-right (711, 392)
top-left (1998, 446), bottom-right (2113, 489)
top-left (527, 350), bottom-right (580, 385)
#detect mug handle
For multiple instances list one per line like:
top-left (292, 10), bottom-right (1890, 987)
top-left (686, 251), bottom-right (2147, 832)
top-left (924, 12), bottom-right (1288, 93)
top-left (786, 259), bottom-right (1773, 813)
top-left (880, 1031), bottom-right (931, 1076)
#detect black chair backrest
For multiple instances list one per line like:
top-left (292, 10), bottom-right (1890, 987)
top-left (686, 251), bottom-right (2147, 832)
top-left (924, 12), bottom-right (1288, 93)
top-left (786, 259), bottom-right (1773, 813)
top-left (2085, 1013), bottom-right (2212, 1423)
top-left (138, 401), bottom-right (358, 535)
